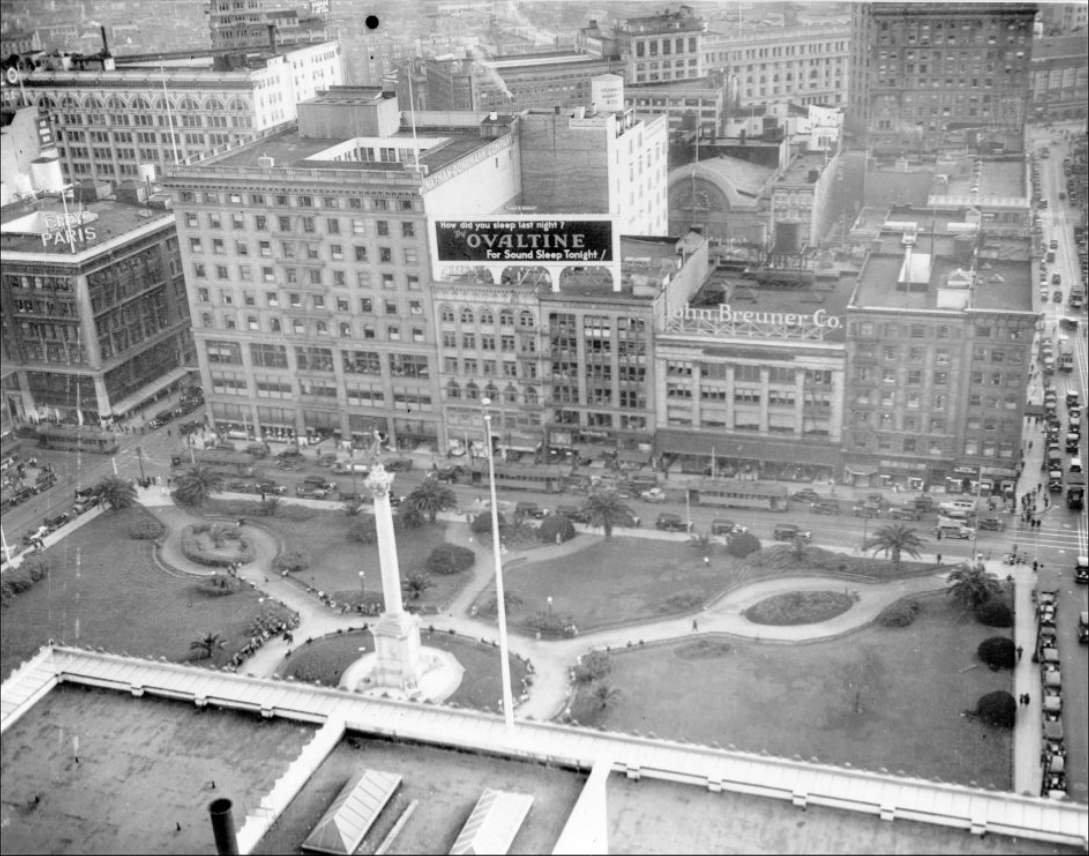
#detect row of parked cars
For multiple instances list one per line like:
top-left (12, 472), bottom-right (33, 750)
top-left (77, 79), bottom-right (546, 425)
top-left (1034, 578), bottom-right (1066, 799)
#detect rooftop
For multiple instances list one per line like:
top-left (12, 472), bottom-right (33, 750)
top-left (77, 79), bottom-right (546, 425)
top-left (0, 194), bottom-right (175, 258)
top-left (625, 75), bottom-right (724, 93)
top-left (778, 152), bottom-right (833, 185)
top-left (940, 158), bottom-right (1026, 202)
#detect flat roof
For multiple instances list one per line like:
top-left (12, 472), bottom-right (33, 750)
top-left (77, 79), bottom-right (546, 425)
top-left (0, 195), bottom-right (175, 258)
top-left (485, 52), bottom-right (610, 69)
top-left (778, 152), bottom-right (832, 185)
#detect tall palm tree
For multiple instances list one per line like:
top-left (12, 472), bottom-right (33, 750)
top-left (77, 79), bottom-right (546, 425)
top-left (946, 566), bottom-right (1003, 611)
top-left (189, 631), bottom-right (226, 661)
top-left (865, 524), bottom-right (927, 565)
top-left (406, 478), bottom-right (458, 523)
top-left (583, 489), bottom-right (634, 538)
top-left (173, 466), bottom-right (224, 508)
top-left (94, 475), bottom-right (137, 510)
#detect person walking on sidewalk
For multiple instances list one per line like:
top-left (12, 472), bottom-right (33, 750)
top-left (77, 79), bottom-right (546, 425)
top-left (1016, 645), bottom-right (1023, 662)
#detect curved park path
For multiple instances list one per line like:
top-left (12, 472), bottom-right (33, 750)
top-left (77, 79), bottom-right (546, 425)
top-left (140, 487), bottom-right (951, 722)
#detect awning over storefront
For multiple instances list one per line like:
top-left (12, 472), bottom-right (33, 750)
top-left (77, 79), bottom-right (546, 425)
top-left (655, 429), bottom-right (842, 468)
top-left (109, 366), bottom-right (192, 417)
top-left (617, 448), bottom-right (652, 464)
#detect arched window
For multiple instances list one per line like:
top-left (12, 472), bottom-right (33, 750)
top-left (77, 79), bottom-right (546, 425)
top-left (479, 308), bottom-right (494, 325)
top-left (519, 310), bottom-right (535, 328)
top-left (460, 307), bottom-right (474, 324)
top-left (132, 96), bottom-right (150, 110)
top-left (439, 304), bottom-right (455, 322)
top-left (524, 386), bottom-right (538, 405)
top-left (60, 95), bottom-right (78, 109)
top-left (465, 382), bottom-right (479, 400)
top-left (205, 97), bottom-right (225, 111)
top-left (106, 95), bottom-right (126, 110)
top-left (180, 96), bottom-right (200, 112)
top-left (152, 97), bottom-right (166, 111)
top-left (499, 309), bottom-right (514, 326)
top-left (446, 380), bottom-right (461, 399)
top-left (484, 383), bottom-right (499, 401)
top-left (504, 384), bottom-right (518, 404)
top-left (84, 95), bottom-right (103, 109)
top-left (228, 98), bottom-right (247, 112)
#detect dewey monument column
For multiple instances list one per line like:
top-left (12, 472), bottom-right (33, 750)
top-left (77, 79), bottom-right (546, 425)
top-left (364, 464), bottom-right (424, 694)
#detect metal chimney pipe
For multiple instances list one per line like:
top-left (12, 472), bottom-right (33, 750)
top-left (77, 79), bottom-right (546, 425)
top-left (209, 798), bottom-right (239, 856)
top-left (99, 25), bottom-right (110, 56)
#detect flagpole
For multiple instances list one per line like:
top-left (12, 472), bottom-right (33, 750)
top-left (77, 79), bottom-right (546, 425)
top-left (161, 65), bottom-right (180, 165)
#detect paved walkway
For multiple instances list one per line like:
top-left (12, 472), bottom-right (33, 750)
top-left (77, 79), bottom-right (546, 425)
top-left (135, 485), bottom-right (1042, 791)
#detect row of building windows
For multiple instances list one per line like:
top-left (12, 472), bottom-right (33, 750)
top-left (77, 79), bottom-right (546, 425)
top-left (191, 263), bottom-right (421, 290)
top-left (178, 190), bottom-right (418, 211)
top-left (184, 211), bottom-right (418, 238)
top-left (195, 288), bottom-right (424, 315)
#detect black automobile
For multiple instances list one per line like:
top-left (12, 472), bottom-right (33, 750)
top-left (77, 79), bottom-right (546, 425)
top-left (515, 501), bottom-right (547, 520)
top-left (813, 499), bottom-right (840, 515)
top-left (295, 484), bottom-right (329, 499)
top-left (852, 504), bottom-right (880, 519)
top-left (255, 480), bottom-right (287, 495)
top-left (655, 512), bottom-right (690, 532)
top-left (773, 523), bottom-right (811, 541)
top-left (434, 465), bottom-right (467, 483)
top-left (556, 504), bottom-right (591, 524)
top-left (977, 517), bottom-right (1004, 531)
top-left (710, 519), bottom-right (739, 536)
top-left (43, 512), bottom-right (70, 530)
top-left (791, 488), bottom-right (823, 504)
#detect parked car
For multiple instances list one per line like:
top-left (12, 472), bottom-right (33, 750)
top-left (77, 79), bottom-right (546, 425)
top-left (640, 487), bottom-right (668, 503)
top-left (851, 504), bottom-right (880, 519)
top-left (1053, 289), bottom-right (1064, 303)
top-left (791, 488), bottom-right (823, 504)
top-left (384, 458), bottom-right (414, 472)
top-left (887, 506), bottom-right (919, 521)
top-left (935, 521), bottom-right (974, 539)
top-left (255, 480), bottom-right (286, 495)
top-left (316, 453), bottom-right (338, 468)
top-left (977, 516), bottom-right (1004, 531)
top-left (43, 512), bottom-right (70, 530)
top-left (773, 523), bottom-right (811, 542)
top-left (556, 504), bottom-right (591, 524)
top-left (295, 484), bottom-right (329, 499)
top-left (514, 501), bottom-right (547, 520)
top-left (710, 519), bottom-right (741, 536)
top-left (655, 512), bottom-right (690, 533)
top-left (813, 499), bottom-right (840, 515)
top-left (302, 475), bottom-right (336, 492)
top-left (433, 465), bottom-right (467, 483)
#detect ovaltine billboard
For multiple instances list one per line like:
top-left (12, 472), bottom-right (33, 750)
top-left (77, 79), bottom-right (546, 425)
top-left (434, 219), bottom-right (613, 263)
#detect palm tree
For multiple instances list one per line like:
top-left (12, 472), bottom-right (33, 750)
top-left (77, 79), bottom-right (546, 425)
top-left (94, 475), bottom-right (136, 510)
top-left (946, 565), bottom-right (1003, 611)
top-left (583, 489), bottom-right (634, 538)
top-left (406, 479), bottom-right (458, 523)
top-left (402, 573), bottom-right (435, 601)
top-left (173, 466), bottom-right (224, 508)
top-left (189, 631), bottom-right (226, 661)
top-left (593, 682), bottom-right (621, 710)
top-left (865, 524), bottom-right (927, 565)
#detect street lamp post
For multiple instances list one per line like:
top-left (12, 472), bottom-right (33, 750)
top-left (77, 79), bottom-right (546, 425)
top-left (482, 398), bottom-right (515, 729)
top-left (547, 596), bottom-right (553, 619)
top-left (358, 570), bottom-right (366, 604)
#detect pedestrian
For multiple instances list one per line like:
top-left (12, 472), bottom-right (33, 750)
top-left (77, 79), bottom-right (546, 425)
top-left (692, 618), bottom-right (699, 631)
top-left (167, 429), bottom-right (172, 437)
top-left (1016, 645), bottom-right (1023, 662)
top-left (1024, 692), bottom-right (1030, 707)
top-left (237, 517), bottom-right (245, 528)
top-left (703, 555), bottom-right (710, 566)
top-left (1033, 560), bottom-right (1039, 572)
top-left (176, 822), bottom-right (182, 832)
top-left (936, 553), bottom-right (942, 565)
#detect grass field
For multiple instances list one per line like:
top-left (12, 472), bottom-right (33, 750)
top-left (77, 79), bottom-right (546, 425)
top-left (206, 500), bottom-right (466, 610)
top-left (568, 592), bottom-right (1014, 789)
top-left (0, 506), bottom-right (294, 680)
top-left (275, 629), bottom-right (530, 711)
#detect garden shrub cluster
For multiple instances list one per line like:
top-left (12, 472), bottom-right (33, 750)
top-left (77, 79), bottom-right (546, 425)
top-left (973, 690), bottom-right (1016, 728)
top-left (274, 549), bottom-right (311, 574)
top-left (1, 555), bottom-right (52, 606)
top-left (726, 531), bottom-right (762, 558)
top-left (128, 517), bottom-right (166, 541)
top-left (179, 523), bottom-right (255, 568)
top-left (425, 543), bottom-right (475, 575)
top-left (347, 517), bottom-right (377, 544)
top-left (537, 515), bottom-right (576, 543)
top-left (977, 636), bottom-right (1015, 670)
top-left (198, 574), bottom-right (243, 596)
top-left (573, 651), bottom-right (612, 684)
top-left (975, 599), bottom-right (1013, 628)
top-left (876, 598), bottom-right (921, 628)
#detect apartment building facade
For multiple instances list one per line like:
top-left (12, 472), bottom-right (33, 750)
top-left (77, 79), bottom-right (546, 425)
top-left (208, 0), bottom-right (329, 50)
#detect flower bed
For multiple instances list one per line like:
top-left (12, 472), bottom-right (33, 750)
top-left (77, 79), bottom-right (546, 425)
top-left (179, 522), bottom-right (255, 568)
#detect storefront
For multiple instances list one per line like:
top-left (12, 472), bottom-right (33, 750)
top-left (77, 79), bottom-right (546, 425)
top-left (656, 429), bottom-right (842, 483)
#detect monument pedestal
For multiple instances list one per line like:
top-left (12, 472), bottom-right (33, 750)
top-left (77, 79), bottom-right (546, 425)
top-left (371, 610), bottom-right (425, 694)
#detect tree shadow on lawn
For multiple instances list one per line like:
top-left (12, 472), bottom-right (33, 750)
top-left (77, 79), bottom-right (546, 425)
top-left (0, 506), bottom-right (293, 680)
top-left (276, 629), bottom-right (529, 711)
top-left (567, 593), bottom-right (1012, 789)
top-left (206, 500), bottom-right (464, 610)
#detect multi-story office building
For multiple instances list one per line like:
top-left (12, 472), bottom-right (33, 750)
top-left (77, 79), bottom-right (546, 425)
top-left (842, 217), bottom-right (1035, 492)
top-left (163, 87), bottom-right (521, 448)
top-left (623, 75), bottom-right (733, 139)
top-left (611, 5), bottom-right (709, 86)
top-left (1038, 3), bottom-right (1089, 35)
top-left (208, 0), bottom-right (329, 50)
top-left (3, 41), bottom-right (343, 185)
top-left (1029, 34), bottom-right (1089, 121)
top-left (0, 189), bottom-right (195, 425)
top-left (705, 22), bottom-right (851, 108)
top-left (847, 3), bottom-right (1037, 151)
top-left (423, 52), bottom-right (623, 114)
top-left (653, 258), bottom-right (851, 482)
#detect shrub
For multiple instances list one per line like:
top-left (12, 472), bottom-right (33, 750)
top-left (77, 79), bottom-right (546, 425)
top-left (974, 690), bottom-right (1016, 728)
top-left (876, 598), bottom-right (921, 628)
top-left (343, 501), bottom-right (364, 517)
top-left (179, 523), bottom-right (255, 567)
top-left (128, 517), bottom-right (166, 540)
top-left (398, 505), bottom-right (425, 529)
top-left (524, 610), bottom-right (572, 637)
top-left (425, 543), bottom-right (475, 575)
top-left (537, 514), bottom-right (576, 543)
top-left (258, 497), bottom-right (281, 517)
top-left (573, 651), bottom-right (612, 684)
top-left (975, 599), bottom-right (1013, 628)
top-left (726, 531), bottom-right (762, 558)
top-left (5, 566), bottom-right (36, 593)
top-left (20, 554), bottom-right (52, 583)
top-left (977, 636), bottom-right (1016, 670)
top-left (274, 549), bottom-right (311, 574)
top-left (347, 517), bottom-right (378, 544)
top-left (198, 574), bottom-right (242, 596)
top-left (471, 511), bottom-right (504, 535)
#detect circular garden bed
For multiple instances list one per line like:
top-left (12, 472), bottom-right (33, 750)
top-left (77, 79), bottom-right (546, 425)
top-left (180, 522), bottom-right (256, 568)
top-left (743, 591), bottom-right (854, 626)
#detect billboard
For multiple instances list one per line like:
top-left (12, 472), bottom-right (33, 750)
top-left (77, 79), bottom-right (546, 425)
top-left (434, 218), bottom-right (613, 264)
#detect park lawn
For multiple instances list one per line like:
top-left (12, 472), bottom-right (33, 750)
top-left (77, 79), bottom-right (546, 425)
top-left (206, 500), bottom-right (463, 610)
top-left (567, 592), bottom-right (1013, 790)
top-left (276, 629), bottom-right (529, 711)
top-left (477, 536), bottom-right (747, 633)
top-left (0, 506), bottom-right (294, 680)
